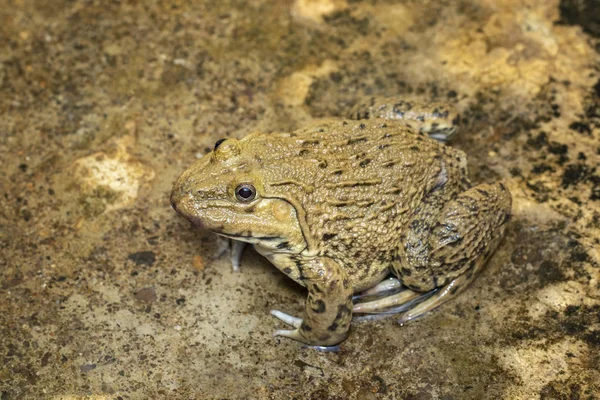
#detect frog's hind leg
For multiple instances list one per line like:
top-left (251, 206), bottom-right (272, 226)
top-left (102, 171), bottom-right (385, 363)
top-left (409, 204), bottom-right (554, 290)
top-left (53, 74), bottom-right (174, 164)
top-left (398, 270), bottom-right (473, 324)
top-left (353, 286), bottom-right (435, 314)
top-left (347, 96), bottom-right (460, 142)
top-left (352, 277), bottom-right (402, 300)
top-left (395, 182), bottom-right (512, 322)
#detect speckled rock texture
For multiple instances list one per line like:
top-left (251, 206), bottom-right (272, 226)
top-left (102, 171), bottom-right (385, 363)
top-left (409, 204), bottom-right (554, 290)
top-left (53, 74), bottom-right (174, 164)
top-left (1, 0), bottom-right (599, 399)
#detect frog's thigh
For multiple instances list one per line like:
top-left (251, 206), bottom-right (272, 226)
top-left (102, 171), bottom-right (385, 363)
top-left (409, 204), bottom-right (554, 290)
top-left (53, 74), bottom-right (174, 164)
top-left (347, 96), bottom-right (460, 142)
top-left (397, 182), bottom-right (511, 319)
top-left (400, 182), bottom-right (511, 290)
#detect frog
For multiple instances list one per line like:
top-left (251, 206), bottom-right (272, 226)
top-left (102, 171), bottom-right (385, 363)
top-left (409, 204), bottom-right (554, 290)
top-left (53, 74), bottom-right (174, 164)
top-left (170, 96), bottom-right (512, 347)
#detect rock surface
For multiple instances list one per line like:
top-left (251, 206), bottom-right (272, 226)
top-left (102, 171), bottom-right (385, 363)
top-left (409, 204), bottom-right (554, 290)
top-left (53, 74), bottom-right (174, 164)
top-left (0, 0), bottom-right (598, 399)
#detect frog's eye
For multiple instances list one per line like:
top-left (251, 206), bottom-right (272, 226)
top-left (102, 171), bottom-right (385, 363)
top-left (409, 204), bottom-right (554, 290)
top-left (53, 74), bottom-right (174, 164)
top-left (214, 138), bottom-right (226, 150)
top-left (235, 184), bottom-right (256, 202)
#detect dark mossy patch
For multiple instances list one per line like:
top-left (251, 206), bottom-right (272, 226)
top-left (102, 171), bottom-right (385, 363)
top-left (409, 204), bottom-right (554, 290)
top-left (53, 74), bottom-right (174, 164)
top-left (128, 251), bottom-right (157, 267)
top-left (527, 131), bottom-right (548, 150)
top-left (558, 0), bottom-right (600, 38)
top-left (503, 304), bottom-right (600, 347)
top-left (531, 163), bottom-right (554, 175)
top-left (568, 121), bottom-right (592, 135)
top-left (535, 260), bottom-right (565, 286)
top-left (561, 163), bottom-right (591, 188)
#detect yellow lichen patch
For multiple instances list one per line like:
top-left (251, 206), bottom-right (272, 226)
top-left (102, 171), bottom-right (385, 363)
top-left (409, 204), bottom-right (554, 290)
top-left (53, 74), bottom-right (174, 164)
top-left (291, 0), bottom-right (348, 24)
top-left (71, 136), bottom-right (155, 217)
top-left (497, 338), bottom-right (587, 398)
top-left (51, 395), bottom-right (114, 399)
top-left (370, 4), bottom-right (414, 35)
top-left (536, 281), bottom-right (595, 313)
top-left (432, 1), bottom-right (596, 105)
top-left (509, 189), bottom-right (563, 224)
top-left (276, 60), bottom-right (338, 107)
top-left (193, 255), bottom-right (206, 271)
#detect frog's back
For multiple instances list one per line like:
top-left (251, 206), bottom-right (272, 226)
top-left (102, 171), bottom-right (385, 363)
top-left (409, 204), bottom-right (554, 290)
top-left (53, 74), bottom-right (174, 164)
top-left (241, 120), bottom-right (465, 275)
top-left (243, 119), bottom-right (450, 188)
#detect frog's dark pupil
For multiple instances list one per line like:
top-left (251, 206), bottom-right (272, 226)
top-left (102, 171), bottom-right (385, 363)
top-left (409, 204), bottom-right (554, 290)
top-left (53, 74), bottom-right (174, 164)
top-left (214, 138), bottom-right (226, 150)
top-left (238, 187), bottom-right (253, 198)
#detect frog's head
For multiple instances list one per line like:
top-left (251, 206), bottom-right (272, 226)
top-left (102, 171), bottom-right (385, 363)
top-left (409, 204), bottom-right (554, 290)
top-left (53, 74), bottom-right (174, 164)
top-left (170, 137), bottom-right (306, 253)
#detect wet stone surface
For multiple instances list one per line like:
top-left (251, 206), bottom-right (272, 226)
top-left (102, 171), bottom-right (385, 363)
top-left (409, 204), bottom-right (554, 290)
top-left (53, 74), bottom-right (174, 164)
top-left (1, 0), bottom-right (599, 399)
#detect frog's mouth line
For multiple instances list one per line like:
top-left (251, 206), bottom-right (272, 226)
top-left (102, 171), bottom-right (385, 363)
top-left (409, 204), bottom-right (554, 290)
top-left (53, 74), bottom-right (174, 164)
top-left (219, 232), bottom-right (282, 242)
top-left (218, 232), bottom-right (301, 252)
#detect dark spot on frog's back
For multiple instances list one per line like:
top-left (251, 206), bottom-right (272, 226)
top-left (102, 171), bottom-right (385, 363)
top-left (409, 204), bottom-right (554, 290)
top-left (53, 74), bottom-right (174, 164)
top-left (322, 233), bottom-right (337, 241)
top-left (347, 137), bottom-right (368, 145)
top-left (359, 159), bottom-right (371, 168)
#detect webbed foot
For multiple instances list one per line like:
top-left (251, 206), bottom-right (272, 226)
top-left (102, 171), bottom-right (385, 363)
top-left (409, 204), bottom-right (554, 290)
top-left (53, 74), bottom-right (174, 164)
top-left (271, 310), bottom-right (342, 351)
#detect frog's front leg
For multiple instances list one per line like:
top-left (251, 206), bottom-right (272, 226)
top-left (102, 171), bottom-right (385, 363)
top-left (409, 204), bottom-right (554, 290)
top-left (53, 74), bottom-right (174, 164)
top-left (271, 257), bottom-right (353, 346)
top-left (348, 96), bottom-right (460, 142)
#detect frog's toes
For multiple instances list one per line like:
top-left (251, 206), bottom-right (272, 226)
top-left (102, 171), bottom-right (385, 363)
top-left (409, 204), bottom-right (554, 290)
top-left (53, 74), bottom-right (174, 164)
top-left (302, 344), bottom-right (341, 352)
top-left (270, 309), bottom-right (303, 328)
top-left (273, 328), bottom-right (304, 342)
top-left (270, 310), bottom-right (307, 342)
top-left (353, 277), bottom-right (402, 300)
top-left (230, 240), bottom-right (247, 272)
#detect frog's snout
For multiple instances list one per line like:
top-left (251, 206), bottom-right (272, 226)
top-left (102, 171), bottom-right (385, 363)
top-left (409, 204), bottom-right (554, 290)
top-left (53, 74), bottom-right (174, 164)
top-left (170, 178), bottom-right (184, 212)
top-left (170, 185), bottom-right (200, 227)
top-left (170, 187), bottom-right (181, 212)
top-left (170, 174), bottom-right (193, 217)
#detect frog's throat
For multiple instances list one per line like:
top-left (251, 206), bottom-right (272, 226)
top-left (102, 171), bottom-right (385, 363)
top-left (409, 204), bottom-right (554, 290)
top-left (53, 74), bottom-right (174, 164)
top-left (262, 192), bottom-right (318, 257)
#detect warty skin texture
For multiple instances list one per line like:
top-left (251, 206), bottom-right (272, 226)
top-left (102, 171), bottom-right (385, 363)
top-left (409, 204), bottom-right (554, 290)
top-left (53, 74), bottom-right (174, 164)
top-left (171, 98), bottom-right (512, 346)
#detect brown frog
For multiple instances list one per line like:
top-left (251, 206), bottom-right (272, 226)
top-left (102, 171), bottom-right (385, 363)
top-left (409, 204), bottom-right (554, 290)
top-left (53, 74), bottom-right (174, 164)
top-left (170, 97), bottom-right (512, 347)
